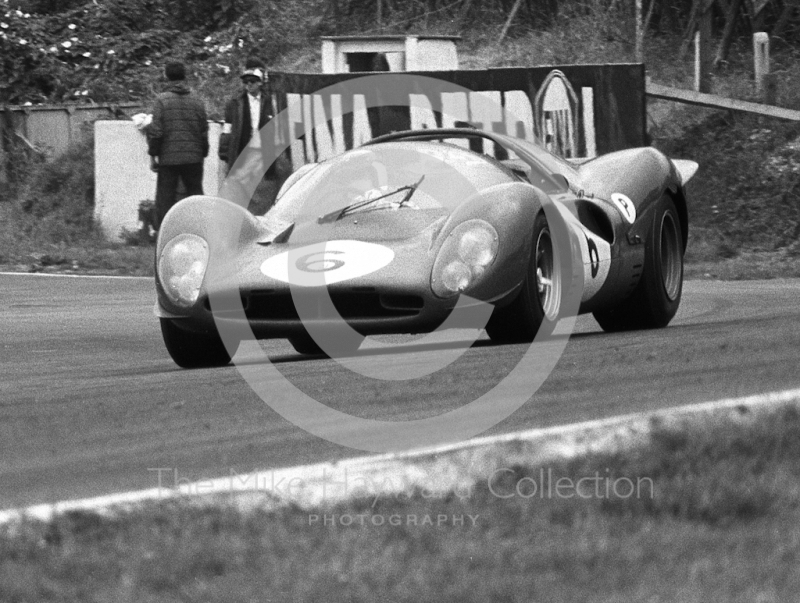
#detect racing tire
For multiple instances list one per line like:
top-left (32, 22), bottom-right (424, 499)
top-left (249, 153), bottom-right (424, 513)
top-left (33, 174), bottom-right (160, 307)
top-left (160, 318), bottom-right (234, 368)
top-left (486, 211), bottom-right (562, 343)
top-left (593, 195), bottom-right (683, 332)
top-left (288, 333), bottom-right (325, 355)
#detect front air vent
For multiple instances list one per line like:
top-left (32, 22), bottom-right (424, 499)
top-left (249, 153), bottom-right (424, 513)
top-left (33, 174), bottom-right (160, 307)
top-left (380, 294), bottom-right (425, 311)
top-left (241, 290), bottom-right (424, 320)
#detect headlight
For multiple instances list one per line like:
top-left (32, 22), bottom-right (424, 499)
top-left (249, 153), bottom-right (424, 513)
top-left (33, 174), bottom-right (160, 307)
top-left (158, 234), bottom-right (209, 307)
top-left (431, 219), bottom-right (499, 298)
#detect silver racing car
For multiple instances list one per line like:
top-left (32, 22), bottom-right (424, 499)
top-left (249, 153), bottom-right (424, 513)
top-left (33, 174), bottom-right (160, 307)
top-left (155, 128), bottom-right (697, 367)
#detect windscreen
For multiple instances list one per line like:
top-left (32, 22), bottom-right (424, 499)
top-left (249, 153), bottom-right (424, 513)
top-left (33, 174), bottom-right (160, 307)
top-left (267, 142), bottom-right (513, 224)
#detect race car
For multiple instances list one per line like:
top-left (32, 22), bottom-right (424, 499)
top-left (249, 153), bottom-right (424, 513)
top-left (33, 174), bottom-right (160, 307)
top-left (154, 127), bottom-right (697, 368)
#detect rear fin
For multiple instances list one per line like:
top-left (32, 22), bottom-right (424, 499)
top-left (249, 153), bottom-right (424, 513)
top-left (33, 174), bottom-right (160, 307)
top-left (672, 159), bottom-right (699, 186)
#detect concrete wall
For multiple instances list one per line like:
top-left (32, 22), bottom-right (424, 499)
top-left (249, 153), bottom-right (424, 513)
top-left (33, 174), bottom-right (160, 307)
top-left (412, 38), bottom-right (459, 71)
top-left (94, 120), bottom-right (222, 241)
top-left (321, 35), bottom-right (459, 74)
top-left (0, 103), bottom-right (143, 187)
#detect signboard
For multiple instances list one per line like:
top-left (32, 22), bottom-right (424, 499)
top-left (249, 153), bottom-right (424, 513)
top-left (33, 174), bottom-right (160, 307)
top-left (269, 64), bottom-right (646, 169)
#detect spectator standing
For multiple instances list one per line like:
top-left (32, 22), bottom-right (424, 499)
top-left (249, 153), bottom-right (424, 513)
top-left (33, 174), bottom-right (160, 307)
top-left (219, 57), bottom-right (282, 214)
top-left (147, 61), bottom-right (209, 229)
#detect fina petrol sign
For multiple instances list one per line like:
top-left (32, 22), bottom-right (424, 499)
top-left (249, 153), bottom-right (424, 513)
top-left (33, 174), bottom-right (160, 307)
top-left (269, 64), bottom-right (645, 168)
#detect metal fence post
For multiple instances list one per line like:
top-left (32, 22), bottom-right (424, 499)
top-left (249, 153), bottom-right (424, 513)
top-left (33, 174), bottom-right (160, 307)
top-left (0, 106), bottom-right (7, 188)
top-left (753, 32), bottom-right (773, 103)
top-left (694, 0), bottom-right (713, 93)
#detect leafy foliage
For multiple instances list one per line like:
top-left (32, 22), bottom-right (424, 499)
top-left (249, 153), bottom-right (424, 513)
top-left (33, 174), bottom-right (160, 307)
top-left (0, 0), bottom-right (283, 104)
top-left (658, 111), bottom-right (800, 252)
top-left (15, 134), bottom-right (95, 233)
top-left (9, 0), bottom-right (798, 105)
top-left (1, 2), bottom-right (170, 103)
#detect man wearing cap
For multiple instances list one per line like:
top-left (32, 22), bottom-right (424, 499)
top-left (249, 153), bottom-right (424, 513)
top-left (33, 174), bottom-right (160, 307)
top-left (147, 61), bottom-right (209, 229)
top-left (218, 57), bottom-right (280, 213)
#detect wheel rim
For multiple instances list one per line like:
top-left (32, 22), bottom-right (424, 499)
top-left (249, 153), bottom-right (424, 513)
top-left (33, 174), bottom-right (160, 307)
top-left (660, 211), bottom-right (681, 301)
top-left (535, 227), bottom-right (560, 320)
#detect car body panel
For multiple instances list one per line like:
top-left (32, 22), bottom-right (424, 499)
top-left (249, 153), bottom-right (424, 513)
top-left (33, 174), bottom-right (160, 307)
top-left (155, 128), bottom-right (695, 339)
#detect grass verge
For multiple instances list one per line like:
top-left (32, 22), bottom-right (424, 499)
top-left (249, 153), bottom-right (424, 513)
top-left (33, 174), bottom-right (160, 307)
top-left (0, 136), bottom-right (155, 276)
top-left (3, 404), bottom-right (800, 602)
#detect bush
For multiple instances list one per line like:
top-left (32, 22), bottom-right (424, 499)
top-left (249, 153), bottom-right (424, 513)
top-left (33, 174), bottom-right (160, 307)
top-left (656, 111), bottom-right (800, 252)
top-left (0, 0), bottom-right (326, 105)
top-left (13, 134), bottom-right (97, 243)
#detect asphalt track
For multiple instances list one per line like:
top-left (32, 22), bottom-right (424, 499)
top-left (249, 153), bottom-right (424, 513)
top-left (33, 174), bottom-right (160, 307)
top-left (2, 273), bottom-right (800, 510)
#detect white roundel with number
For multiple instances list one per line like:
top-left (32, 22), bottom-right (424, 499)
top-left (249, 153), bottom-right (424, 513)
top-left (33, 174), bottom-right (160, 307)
top-left (611, 193), bottom-right (636, 224)
top-left (260, 240), bottom-right (395, 287)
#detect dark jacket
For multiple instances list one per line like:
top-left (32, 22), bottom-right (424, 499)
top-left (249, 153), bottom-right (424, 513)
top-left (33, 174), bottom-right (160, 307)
top-left (219, 89), bottom-right (274, 174)
top-left (147, 84), bottom-right (209, 166)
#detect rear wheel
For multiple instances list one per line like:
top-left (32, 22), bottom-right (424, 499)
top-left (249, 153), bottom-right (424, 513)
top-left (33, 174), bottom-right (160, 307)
top-left (594, 195), bottom-right (683, 332)
top-left (486, 212), bottom-right (561, 343)
top-left (160, 318), bottom-right (234, 368)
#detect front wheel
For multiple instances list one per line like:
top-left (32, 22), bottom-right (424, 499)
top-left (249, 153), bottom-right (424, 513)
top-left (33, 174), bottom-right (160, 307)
top-left (288, 333), bottom-right (324, 355)
top-left (486, 211), bottom-right (561, 343)
top-left (160, 318), bottom-right (235, 368)
top-left (594, 195), bottom-right (683, 332)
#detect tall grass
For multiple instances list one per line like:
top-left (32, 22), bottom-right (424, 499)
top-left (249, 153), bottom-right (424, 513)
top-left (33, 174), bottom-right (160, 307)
top-left (0, 132), bottom-right (154, 274)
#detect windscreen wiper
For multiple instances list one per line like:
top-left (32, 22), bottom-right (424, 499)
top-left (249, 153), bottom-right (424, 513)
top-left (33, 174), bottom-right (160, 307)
top-left (317, 175), bottom-right (425, 224)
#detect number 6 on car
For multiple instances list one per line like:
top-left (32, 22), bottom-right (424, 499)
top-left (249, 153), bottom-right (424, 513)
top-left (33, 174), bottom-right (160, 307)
top-left (260, 240), bottom-right (395, 286)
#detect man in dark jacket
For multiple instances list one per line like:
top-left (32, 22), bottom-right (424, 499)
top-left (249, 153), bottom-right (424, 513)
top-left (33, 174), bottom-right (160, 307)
top-left (218, 58), bottom-right (284, 214)
top-left (147, 61), bottom-right (209, 229)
